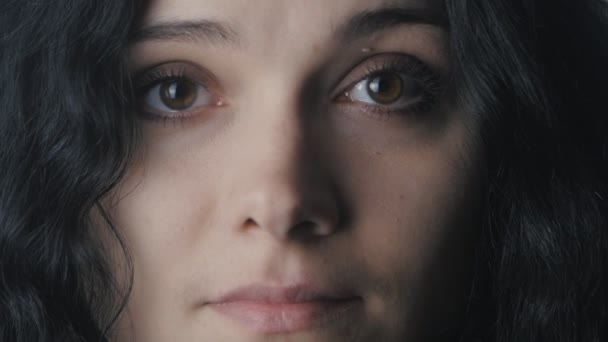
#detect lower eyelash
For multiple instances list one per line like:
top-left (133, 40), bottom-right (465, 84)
top-left (137, 110), bottom-right (196, 128)
top-left (138, 107), bottom-right (194, 122)
top-left (351, 94), bottom-right (439, 121)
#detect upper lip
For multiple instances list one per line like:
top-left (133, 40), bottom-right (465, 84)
top-left (208, 284), bottom-right (360, 305)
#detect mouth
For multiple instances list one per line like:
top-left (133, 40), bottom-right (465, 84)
top-left (205, 284), bottom-right (363, 334)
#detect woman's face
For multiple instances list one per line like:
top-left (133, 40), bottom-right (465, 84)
top-left (107, 0), bottom-right (484, 340)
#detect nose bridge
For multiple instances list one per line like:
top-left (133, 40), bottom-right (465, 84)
top-left (242, 76), bottom-right (307, 184)
top-left (257, 95), bottom-right (305, 180)
top-left (223, 82), bottom-right (339, 240)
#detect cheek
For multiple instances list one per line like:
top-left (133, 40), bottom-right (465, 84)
top-left (352, 152), bottom-right (479, 268)
top-left (105, 141), bottom-right (230, 340)
top-left (335, 122), bottom-right (483, 335)
top-left (105, 139), bottom-right (225, 304)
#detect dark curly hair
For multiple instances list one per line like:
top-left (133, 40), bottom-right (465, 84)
top-left (1, 0), bottom-right (607, 341)
top-left (0, 1), bottom-right (140, 340)
top-left (448, 1), bottom-right (608, 341)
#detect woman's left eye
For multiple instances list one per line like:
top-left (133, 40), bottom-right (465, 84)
top-left (346, 71), bottom-right (424, 109)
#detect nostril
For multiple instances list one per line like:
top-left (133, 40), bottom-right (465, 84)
top-left (243, 218), bottom-right (259, 230)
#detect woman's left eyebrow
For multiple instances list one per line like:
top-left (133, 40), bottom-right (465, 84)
top-left (339, 6), bottom-right (448, 41)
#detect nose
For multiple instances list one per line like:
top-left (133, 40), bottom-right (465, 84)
top-left (223, 100), bottom-right (341, 241)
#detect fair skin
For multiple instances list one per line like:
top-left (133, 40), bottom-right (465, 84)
top-left (104, 0), bottom-right (484, 340)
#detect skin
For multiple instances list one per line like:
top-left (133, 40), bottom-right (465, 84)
top-left (104, 0), bottom-right (485, 340)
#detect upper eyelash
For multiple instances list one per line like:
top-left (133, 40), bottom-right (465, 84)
top-left (362, 57), bottom-right (442, 92)
top-left (133, 67), bottom-right (192, 92)
top-left (342, 56), bottom-right (445, 117)
top-left (132, 66), bottom-right (207, 124)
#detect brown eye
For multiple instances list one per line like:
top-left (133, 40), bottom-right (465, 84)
top-left (367, 73), bottom-right (405, 104)
top-left (346, 72), bottom-right (424, 109)
top-left (143, 77), bottom-right (214, 114)
top-left (160, 79), bottom-right (197, 110)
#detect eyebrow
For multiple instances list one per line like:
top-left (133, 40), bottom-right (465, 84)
top-left (130, 7), bottom-right (446, 46)
top-left (129, 19), bottom-right (240, 46)
top-left (340, 7), bottom-right (448, 41)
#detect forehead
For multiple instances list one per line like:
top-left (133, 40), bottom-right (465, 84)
top-left (138, 0), bottom-right (447, 69)
top-left (143, 0), bottom-right (442, 19)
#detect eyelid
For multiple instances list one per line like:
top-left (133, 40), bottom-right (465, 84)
top-left (133, 60), bottom-right (222, 93)
top-left (132, 61), bottom-right (225, 121)
top-left (330, 53), bottom-right (440, 100)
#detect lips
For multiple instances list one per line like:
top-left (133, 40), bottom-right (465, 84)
top-left (206, 284), bottom-right (362, 334)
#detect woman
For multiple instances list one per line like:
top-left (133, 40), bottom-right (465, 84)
top-left (1, 0), bottom-right (607, 341)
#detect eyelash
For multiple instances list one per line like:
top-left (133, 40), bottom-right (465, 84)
top-left (335, 56), bottom-right (444, 119)
top-left (133, 66), bottom-right (210, 124)
top-left (132, 55), bottom-right (444, 124)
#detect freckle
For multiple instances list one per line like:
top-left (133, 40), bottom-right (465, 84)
top-left (399, 195), bottom-right (405, 200)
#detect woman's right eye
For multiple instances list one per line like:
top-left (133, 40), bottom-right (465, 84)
top-left (133, 62), bottom-right (225, 121)
top-left (141, 78), bottom-right (219, 117)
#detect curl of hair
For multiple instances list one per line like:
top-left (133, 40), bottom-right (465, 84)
top-left (1, 0), bottom-right (607, 341)
top-left (1, 1), bottom-right (140, 341)
top-left (446, 0), bottom-right (608, 341)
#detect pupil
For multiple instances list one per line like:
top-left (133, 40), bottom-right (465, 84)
top-left (161, 80), bottom-right (196, 110)
top-left (367, 74), bottom-right (403, 104)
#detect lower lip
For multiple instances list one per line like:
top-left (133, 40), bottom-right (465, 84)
top-left (209, 299), bottom-right (361, 334)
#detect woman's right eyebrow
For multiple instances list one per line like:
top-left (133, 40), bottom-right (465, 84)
top-left (129, 5), bottom-right (446, 48)
top-left (129, 19), bottom-right (241, 47)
